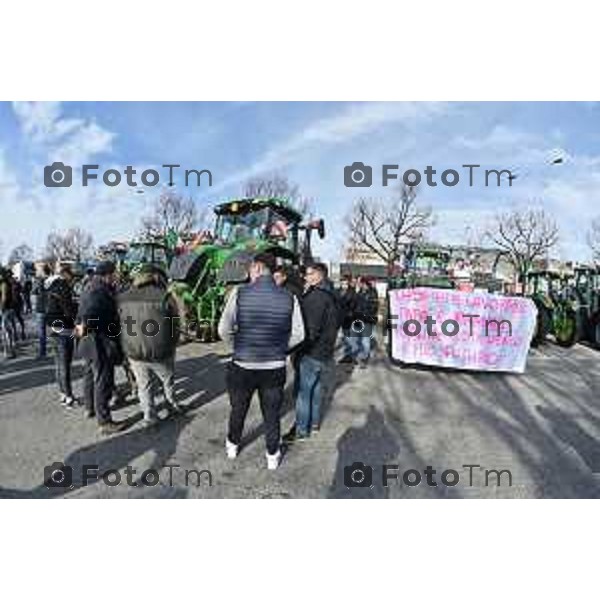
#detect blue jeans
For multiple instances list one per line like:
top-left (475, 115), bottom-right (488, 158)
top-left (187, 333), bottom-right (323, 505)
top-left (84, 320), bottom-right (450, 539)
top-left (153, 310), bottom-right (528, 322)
top-left (342, 329), bottom-right (354, 358)
top-left (1, 309), bottom-right (17, 357)
top-left (36, 313), bottom-right (47, 357)
top-left (352, 335), bottom-right (371, 361)
top-left (296, 355), bottom-right (325, 435)
top-left (53, 335), bottom-right (74, 397)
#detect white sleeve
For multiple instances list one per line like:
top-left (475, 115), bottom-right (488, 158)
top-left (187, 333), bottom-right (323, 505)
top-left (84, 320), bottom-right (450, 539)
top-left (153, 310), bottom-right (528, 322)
top-left (218, 287), bottom-right (238, 343)
top-left (288, 295), bottom-right (306, 350)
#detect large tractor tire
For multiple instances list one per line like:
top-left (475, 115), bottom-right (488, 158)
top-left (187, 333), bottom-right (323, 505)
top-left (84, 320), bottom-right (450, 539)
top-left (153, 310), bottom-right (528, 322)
top-left (592, 313), bottom-right (600, 349)
top-left (196, 319), bottom-right (219, 343)
top-left (532, 304), bottom-right (552, 346)
top-left (554, 308), bottom-right (580, 348)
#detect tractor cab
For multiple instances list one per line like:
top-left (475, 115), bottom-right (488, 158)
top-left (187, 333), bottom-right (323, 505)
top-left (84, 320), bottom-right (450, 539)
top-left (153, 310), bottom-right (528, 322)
top-left (167, 196), bottom-right (325, 342)
top-left (96, 241), bottom-right (128, 269)
top-left (391, 245), bottom-right (453, 290)
top-left (573, 266), bottom-right (600, 346)
top-left (125, 239), bottom-right (170, 274)
top-left (214, 198), bottom-right (303, 255)
top-left (527, 270), bottom-right (564, 303)
top-left (527, 269), bottom-right (580, 347)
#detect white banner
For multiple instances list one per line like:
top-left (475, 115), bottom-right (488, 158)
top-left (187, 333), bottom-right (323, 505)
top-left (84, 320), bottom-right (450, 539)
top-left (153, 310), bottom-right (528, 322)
top-left (388, 287), bottom-right (537, 373)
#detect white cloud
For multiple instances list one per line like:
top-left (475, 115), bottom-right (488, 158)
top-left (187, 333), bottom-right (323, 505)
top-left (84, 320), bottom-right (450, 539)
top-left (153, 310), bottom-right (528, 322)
top-left (454, 125), bottom-right (539, 151)
top-left (451, 125), bottom-right (558, 167)
top-left (0, 149), bottom-right (19, 201)
top-left (0, 103), bottom-right (120, 260)
top-left (213, 101), bottom-right (448, 192)
top-left (12, 101), bottom-right (115, 165)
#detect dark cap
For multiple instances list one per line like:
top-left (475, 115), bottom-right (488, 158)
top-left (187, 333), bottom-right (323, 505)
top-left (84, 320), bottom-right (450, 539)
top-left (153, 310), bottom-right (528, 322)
top-left (95, 261), bottom-right (116, 276)
top-left (252, 252), bottom-right (276, 272)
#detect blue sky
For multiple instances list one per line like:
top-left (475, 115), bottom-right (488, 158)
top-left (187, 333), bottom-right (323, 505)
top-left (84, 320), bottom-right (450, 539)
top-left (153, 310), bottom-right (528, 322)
top-left (1, 101), bottom-right (599, 263)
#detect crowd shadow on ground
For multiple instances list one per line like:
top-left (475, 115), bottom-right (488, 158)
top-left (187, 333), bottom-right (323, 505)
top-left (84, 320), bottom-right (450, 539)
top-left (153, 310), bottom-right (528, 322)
top-left (328, 405), bottom-right (401, 498)
top-left (536, 406), bottom-right (600, 474)
top-left (0, 352), bottom-right (227, 499)
top-left (0, 367), bottom-right (86, 398)
top-left (399, 354), bottom-right (600, 498)
top-left (327, 343), bottom-right (600, 499)
top-left (240, 356), bottom-right (355, 451)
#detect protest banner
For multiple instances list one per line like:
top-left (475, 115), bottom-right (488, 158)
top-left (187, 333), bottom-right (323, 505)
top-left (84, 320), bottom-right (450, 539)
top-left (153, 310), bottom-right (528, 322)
top-left (388, 287), bottom-right (538, 373)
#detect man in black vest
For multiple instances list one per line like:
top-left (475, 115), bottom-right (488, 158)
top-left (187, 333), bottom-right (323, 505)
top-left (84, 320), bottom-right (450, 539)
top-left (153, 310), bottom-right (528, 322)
top-left (218, 253), bottom-right (305, 470)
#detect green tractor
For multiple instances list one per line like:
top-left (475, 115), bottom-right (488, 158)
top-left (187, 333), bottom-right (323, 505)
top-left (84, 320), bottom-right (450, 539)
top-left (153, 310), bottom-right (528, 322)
top-left (123, 237), bottom-right (172, 277)
top-left (572, 266), bottom-right (600, 348)
top-left (527, 270), bottom-right (580, 347)
top-left (167, 197), bottom-right (324, 341)
top-left (96, 241), bottom-right (129, 272)
top-left (389, 245), bottom-right (454, 290)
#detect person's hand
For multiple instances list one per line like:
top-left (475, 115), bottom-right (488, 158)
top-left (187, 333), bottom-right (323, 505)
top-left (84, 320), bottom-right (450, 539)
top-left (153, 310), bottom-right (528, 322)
top-left (74, 324), bottom-right (86, 338)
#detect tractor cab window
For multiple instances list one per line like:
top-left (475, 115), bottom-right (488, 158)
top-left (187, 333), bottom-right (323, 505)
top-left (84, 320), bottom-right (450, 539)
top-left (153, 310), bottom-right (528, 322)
top-left (267, 208), bottom-right (297, 252)
top-left (216, 208), bottom-right (270, 243)
top-left (413, 253), bottom-right (450, 276)
top-left (126, 244), bottom-right (166, 265)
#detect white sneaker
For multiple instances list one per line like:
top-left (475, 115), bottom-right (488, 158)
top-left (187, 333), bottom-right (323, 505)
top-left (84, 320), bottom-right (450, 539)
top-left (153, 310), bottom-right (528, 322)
top-left (64, 396), bottom-right (81, 409)
top-left (266, 450), bottom-right (282, 471)
top-left (225, 438), bottom-right (239, 459)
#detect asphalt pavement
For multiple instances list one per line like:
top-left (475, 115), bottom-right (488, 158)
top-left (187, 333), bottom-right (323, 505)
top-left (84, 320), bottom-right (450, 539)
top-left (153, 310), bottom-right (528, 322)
top-left (1, 329), bottom-right (599, 498)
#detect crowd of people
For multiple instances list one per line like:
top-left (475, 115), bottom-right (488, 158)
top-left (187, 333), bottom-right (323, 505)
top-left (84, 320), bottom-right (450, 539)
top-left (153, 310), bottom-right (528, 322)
top-left (0, 256), bottom-right (379, 470)
top-left (0, 267), bottom-right (28, 358)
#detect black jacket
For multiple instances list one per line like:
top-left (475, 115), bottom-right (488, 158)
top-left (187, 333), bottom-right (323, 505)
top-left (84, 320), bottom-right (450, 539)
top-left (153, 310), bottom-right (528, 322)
top-left (300, 283), bottom-right (338, 361)
top-left (46, 276), bottom-right (76, 329)
top-left (340, 286), bottom-right (358, 329)
top-left (0, 274), bottom-right (14, 311)
top-left (76, 278), bottom-right (120, 336)
top-left (118, 281), bottom-right (179, 362)
top-left (355, 286), bottom-right (379, 324)
top-left (76, 278), bottom-right (122, 363)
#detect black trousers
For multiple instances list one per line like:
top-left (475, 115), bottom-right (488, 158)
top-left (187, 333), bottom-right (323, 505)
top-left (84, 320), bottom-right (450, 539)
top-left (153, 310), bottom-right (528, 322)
top-left (83, 347), bottom-right (115, 424)
top-left (14, 308), bottom-right (25, 340)
top-left (53, 335), bottom-right (74, 397)
top-left (226, 362), bottom-right (286, 455)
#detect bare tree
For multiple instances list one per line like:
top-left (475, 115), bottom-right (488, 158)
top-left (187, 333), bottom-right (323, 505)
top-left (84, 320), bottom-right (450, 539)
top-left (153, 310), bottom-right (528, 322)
top-left (45, 232), bottom-right (65, 262)
top-left (141, 191), bottom-right (205, 238)
top-left (346, 185), bottom-right (435, 275)
top-left (63, 228), bottom-right (94, 261)
top-left (243, 174), bottom-right (313, 217)
top-left (587, 216), bottom-right (600, 263)
top-left (7, 243), bottom-right (34, 264)
top-left (45, 228), bottom-right (94, 262)
top-left (485, 207), bottom-right (559, 287)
